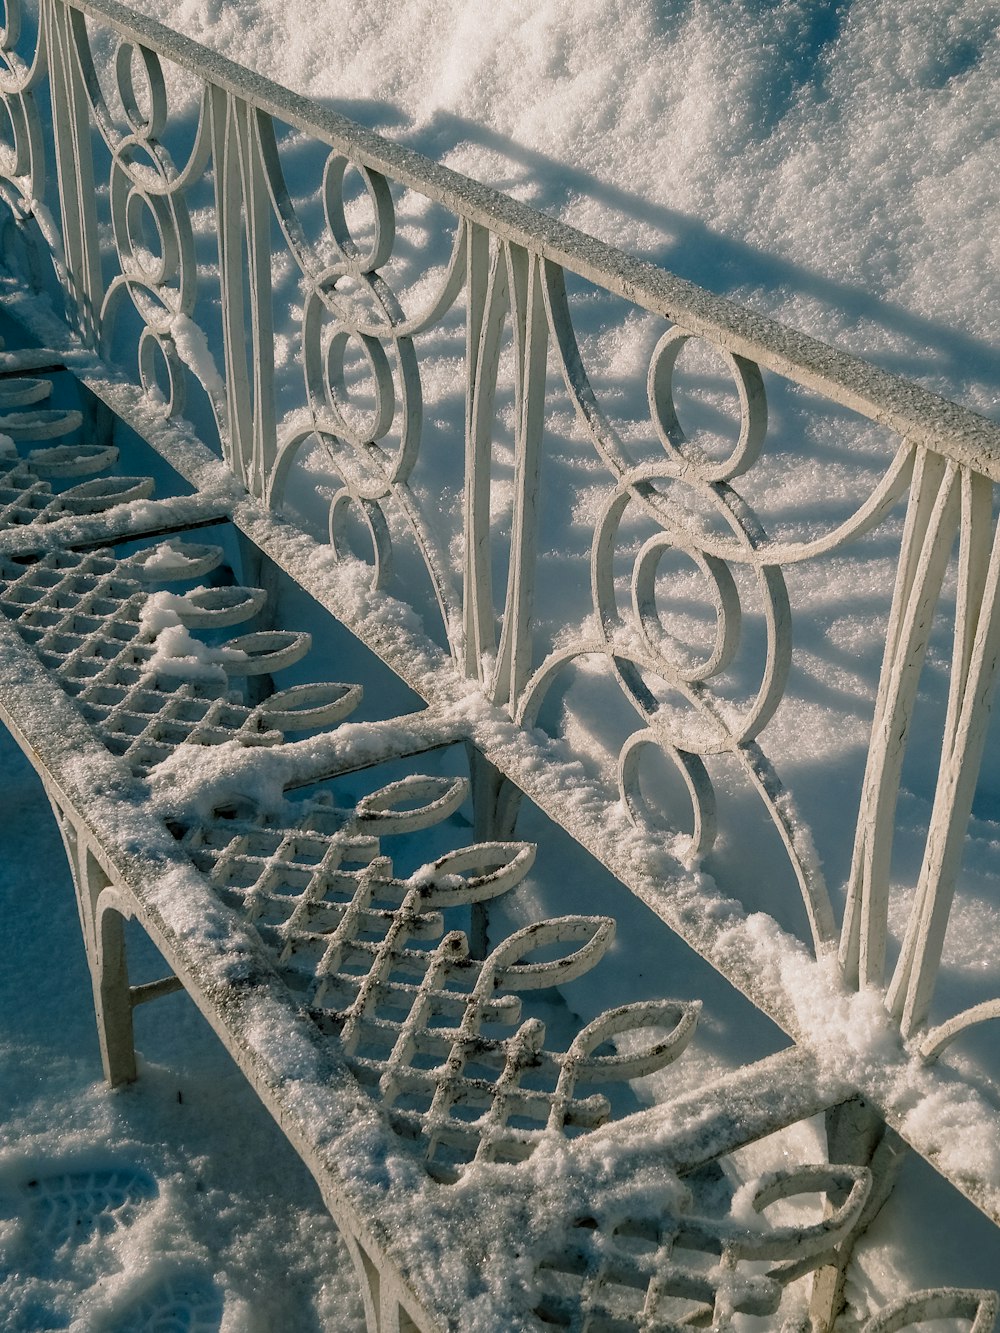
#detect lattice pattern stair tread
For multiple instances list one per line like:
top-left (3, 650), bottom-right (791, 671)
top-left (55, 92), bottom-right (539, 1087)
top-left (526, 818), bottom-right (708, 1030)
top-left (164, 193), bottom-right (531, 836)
top-left (531, 1163), bottom-right (870, 1330)
top-left (181, 776), bottom-right (700, 1178)
top-left (0, 368), bottom-right (156, 525)
top-left (0, 540), bottom-right (360, 775)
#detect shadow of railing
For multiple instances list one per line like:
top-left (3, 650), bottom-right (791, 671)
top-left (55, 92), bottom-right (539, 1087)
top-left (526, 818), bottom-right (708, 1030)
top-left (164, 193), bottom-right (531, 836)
top-left (324, 97), bottom-right (1000, 415)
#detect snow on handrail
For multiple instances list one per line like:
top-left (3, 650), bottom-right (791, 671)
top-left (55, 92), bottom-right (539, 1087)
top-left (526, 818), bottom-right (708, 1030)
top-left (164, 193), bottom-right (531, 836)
top-left (41, 0), bottom-right (1000, 477)
top-left (3, 4), bottom-right (1000, 1319)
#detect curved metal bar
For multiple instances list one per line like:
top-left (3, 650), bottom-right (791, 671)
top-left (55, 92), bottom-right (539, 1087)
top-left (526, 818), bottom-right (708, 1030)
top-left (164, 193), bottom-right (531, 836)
top-left (919, 1000), bottom-right (1000, 1065)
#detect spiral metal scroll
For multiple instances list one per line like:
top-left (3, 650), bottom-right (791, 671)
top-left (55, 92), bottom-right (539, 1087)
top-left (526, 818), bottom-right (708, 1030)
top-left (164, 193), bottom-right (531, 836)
top-left (512, 268), bottom-right (852, 951)
top-left (264, 118), bottom-right (467, 648)
top-left (0, 0), bottom-right (49, 261)
top-left (63, 12), bottom-right (217, 428)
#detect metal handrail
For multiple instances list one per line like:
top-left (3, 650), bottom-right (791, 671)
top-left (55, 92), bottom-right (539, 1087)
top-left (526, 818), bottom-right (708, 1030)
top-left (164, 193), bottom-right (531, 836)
top-left (46, 0), bottom-right (1000, 476)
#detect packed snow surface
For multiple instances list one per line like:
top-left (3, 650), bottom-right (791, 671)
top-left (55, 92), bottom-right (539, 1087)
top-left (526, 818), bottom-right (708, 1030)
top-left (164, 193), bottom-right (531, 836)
top-left (137, 0), bottom-right (1000, 416)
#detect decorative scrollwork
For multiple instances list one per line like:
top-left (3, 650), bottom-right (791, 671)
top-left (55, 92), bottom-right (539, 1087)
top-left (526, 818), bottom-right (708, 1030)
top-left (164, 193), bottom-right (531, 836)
top-left (63, 13), bottom-right (217, 424)
top-left (264, 129), bottom-right (467, 644)
top-left (648, 325), bottom-right (767, 483)
top-left (0, 0), bottom-right (45, 239)
top-left (98, 52), bottom-right (200, 374)
top-left (524, 261), bottom-right (838, 950)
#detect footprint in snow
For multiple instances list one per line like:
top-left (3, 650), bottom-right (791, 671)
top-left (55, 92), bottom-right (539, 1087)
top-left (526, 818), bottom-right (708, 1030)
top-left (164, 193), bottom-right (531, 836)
top-left (0, 1165), bottom-right (158, 1276)
top-left (104, 1269), bottom-right (225, 1333)
top-left (23, 1168), bottom-right (160, 1255)
top-left (0, 1164), bottom-right (223, 1332)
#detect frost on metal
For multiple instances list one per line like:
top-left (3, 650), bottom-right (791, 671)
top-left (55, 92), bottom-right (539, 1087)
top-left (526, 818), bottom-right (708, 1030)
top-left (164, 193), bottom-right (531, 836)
top-left (0, 370), bottom-right (150, 520)
top-left (0, 0), bottom-right (1000, 1327)
top-left (532, 1164), bottom-right (871, 1329)
top-left (185, 788), bottom-right (699, 1178)
top-left (0, 542), bottom-right (361, 774)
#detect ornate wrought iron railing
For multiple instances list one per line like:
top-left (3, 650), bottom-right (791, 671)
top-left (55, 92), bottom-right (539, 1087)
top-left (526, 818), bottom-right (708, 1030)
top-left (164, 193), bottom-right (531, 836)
top-left (3, 0), bottom-right (1000, 1323)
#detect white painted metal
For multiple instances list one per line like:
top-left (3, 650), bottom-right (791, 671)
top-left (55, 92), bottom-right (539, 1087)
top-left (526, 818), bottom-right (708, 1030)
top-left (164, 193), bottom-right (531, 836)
top-left (0, 438), bottom-right (881, 1327)
top-left (0, 0), bottom-right (999, 1325)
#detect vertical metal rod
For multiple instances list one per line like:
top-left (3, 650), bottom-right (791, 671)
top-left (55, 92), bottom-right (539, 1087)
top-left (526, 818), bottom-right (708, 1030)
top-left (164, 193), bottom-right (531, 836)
top-left (466, 743), bottom-right (518, 959)
top-left (44, 0), bottom-right (105, 345)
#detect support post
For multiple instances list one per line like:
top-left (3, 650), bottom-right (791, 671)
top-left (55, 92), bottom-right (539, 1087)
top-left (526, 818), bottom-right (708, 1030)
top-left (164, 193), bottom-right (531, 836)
top-left (50, 797), bottom-right (137, 1086)
top-left (236, 528), bottom-right (281, 707)
top-left (809, 1099), bottom-right (907, 1330)
top-left (466, 743), bottom-right (522, 958)
top-left (94, 893), bottom-right (138, 1086)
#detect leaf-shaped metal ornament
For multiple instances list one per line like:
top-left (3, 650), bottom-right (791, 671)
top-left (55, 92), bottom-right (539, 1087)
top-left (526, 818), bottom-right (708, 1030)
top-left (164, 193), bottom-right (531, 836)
top-left (257, 681), bottom-right (363, 730)
top-left (479, 916), bottom-right (614, 992)
top-left (566, 998), bottom-right (701, 1083)
top-left (222, 629), bottom-right (312, 675)
top-left (60, 474), bottom-right (155, 512)
top-left (863, 1288), bottom-right (999, 1333)
top-left (28, 441), bottom-right (119, 476)
top-left (411, 840), bottom-right (536, 907)
top-left (130, 542), bottom-right (225, 581)
top-left (725, 1163), bottom-right (871, 1264)
top-left (355, 774), bottom-right (468, 834)
top-left (168, 584), bottom-right (267, 626)
top-left (0, 406), bottom-right (81, 439)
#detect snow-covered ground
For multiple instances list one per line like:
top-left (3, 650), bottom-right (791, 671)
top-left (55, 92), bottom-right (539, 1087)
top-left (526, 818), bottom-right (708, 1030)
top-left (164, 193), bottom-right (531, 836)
top-left (2, 0), bottom-right (1000, 1328)
top-left (144, 0), bottom-right (1000, 416)
top-left (0, 723), bottom-right (365, 1332)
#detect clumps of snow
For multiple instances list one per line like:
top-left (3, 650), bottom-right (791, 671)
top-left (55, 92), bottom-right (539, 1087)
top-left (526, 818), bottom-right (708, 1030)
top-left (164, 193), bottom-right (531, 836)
top-left (149, 739), bottom-right (291, 820)
top-left (902, 1087), bottom-right (1000, 1185)
top-left (138, 591), bottom-right (198, 635)
top-left (138, 591), bottom-right (249, 684)
top-left (168, 314), bottom-right (225, 400)
top-left (717, 913), bottom-right (1000, 1204)
top-left (723, 913), bottom-right (903, 1078)
top-left (0, 434), bottom-right (16, 457)
top-left (137, 540), bottom-right (189, 574)
top-left (407, 865), bottom-right (464, 890)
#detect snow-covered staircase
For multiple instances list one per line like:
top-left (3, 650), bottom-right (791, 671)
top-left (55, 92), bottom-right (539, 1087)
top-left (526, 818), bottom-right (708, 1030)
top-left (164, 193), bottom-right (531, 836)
top-left (0, 0), bottom-right (999, 1327)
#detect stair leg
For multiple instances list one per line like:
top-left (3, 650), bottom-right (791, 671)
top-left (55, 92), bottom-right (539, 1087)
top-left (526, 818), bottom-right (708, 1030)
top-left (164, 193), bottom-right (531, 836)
top-left (809, 1098), bottom-right (908, 1329)
top-left (49, 796), bottom-right (137, 1086)
top-left (466, 744), bottom-right (522, 958)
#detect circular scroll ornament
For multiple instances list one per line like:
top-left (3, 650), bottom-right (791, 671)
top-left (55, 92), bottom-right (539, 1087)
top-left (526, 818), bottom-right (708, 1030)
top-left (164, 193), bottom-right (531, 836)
top-left (322, 153), bottom-right (395, 274)
top-left (115, 41), bottom-right (167, 140)
top-left (328, 486), bottom-right (393, 589)
top-left (591, 473), bottom-right (791, 755)
top-left (648, 327), bottom-right (766, 483)
top-left (138, 327), bottom-right (185, 416)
